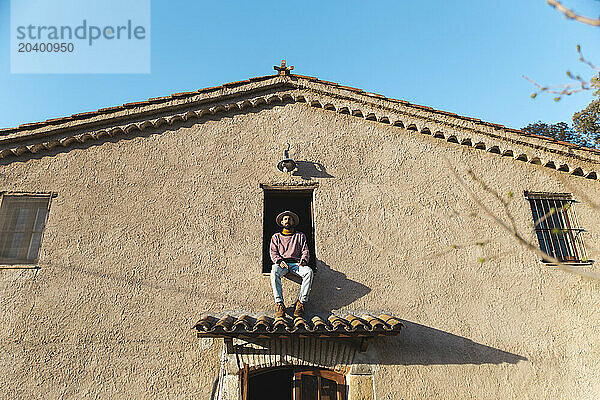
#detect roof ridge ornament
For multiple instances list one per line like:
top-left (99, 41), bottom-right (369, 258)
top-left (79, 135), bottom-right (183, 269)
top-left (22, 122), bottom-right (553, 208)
top-left (274, 59), bottom-right (294, 76)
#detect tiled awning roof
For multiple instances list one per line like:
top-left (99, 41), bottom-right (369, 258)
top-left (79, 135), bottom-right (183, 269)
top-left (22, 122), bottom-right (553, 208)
top-left (194, 314), bottom-right (403, 339)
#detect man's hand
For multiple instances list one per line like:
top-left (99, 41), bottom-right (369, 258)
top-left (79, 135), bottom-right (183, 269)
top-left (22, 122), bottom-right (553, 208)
top-left (280, 261), bottom-right (289, 269)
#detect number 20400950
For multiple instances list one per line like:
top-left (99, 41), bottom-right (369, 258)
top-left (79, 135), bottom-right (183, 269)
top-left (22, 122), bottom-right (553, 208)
top-left (18, 42), bottom-right (74, 52)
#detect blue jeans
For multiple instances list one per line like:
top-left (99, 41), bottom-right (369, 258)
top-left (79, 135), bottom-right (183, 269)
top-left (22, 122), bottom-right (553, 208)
top-left (270, 263), bottom-right (314, 304)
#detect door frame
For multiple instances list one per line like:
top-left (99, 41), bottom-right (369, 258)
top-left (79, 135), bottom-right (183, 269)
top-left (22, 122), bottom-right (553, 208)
top-left (243, 366), bottom-right (346, 400)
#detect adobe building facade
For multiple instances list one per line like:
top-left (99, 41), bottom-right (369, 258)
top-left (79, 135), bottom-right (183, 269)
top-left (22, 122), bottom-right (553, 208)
top-left (1, 65), bottom-right (599, 399)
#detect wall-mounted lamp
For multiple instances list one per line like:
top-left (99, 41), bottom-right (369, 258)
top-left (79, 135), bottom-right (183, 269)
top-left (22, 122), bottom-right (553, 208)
top-left (277, 144), bottom-right (297, 172)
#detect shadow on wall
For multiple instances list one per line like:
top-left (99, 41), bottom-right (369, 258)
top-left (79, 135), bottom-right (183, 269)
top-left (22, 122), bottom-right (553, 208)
top-left (229, 321), bottom-right (527, 367)
top-left (53, 262), bottom-right (526, 366)
top-left (292, 160), bottom-right (334, 180)
top-left (376, 321), bottom-right (528, 365)
top-left (290, 259), bottom-right (371, 316)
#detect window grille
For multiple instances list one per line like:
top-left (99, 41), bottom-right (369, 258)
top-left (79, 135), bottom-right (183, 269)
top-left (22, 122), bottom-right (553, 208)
top-left (0, 193), bottom-right (52, 264)
top-left (525, 191), bottom-right (588, 263)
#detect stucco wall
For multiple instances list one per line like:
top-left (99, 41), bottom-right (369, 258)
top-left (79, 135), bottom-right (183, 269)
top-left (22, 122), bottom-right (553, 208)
top-left (1, 100), bottom-right (599, 399)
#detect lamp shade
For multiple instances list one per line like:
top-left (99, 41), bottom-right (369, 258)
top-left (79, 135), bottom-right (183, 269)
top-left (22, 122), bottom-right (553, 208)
top-left (277, 149), bottom-right (297, 172)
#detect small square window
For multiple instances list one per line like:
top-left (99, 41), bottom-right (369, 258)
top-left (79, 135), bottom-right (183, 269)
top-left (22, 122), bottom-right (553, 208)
top-left (525, 191), bottom-right (589, 263)
top-left (0, 193), bottom-right (52, 265)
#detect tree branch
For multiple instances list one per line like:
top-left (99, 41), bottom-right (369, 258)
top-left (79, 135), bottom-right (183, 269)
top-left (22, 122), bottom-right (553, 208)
top-left (524, 45), bottom-right (599, 100)
top-left (547, 0), bottom-right (600, 26)
top-left (576, 45), bottom-right (600, 71)
top-left (523, 73), bottom-right (592, 100)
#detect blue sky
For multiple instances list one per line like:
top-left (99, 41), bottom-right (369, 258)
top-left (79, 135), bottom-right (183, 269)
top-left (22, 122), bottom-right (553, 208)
top-left (1, 0), bottom-right (599, 130)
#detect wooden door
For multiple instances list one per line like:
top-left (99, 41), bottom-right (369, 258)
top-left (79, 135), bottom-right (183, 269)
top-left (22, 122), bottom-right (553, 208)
top-left (293, 369), bottom-right (345, 400)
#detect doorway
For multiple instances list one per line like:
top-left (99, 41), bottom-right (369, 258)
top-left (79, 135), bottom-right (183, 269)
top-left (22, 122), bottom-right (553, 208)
top-left (246, 367), bottom-right (345, 400)
top-left (247, 367), bottom-right (293, 400)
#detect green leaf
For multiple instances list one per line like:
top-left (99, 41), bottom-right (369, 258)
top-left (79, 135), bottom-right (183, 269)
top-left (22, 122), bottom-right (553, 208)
top-left (477, 257), bottom-right (486, 263)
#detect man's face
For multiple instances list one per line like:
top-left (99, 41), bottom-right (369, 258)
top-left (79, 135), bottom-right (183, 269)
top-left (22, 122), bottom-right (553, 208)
top-left (281, 215), bottom-right (293, 228)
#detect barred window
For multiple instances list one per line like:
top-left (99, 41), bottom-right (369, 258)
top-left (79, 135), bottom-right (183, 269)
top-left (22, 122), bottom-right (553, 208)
top-left (525, 191), bottom-right (588, 263)
top-left (0, 193), bottom-right (52, 265)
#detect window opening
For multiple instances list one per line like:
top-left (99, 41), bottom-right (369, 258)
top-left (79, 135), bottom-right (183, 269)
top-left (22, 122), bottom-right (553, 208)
top-left (0, 193), bottom-right (53, 265)
top-left (525, 191), bottom-right (588, 263)
top-left (262, 188), bottom-right (316, 273)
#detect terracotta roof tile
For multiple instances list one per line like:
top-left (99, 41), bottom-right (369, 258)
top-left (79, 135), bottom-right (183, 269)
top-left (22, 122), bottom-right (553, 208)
top-left (147, 96), bottom-right (171, 101)
top-left (438, 110), bottom-right (458, 116)
top-left (71, 111), bottom-right (98, 118)
top-left (122, 101), bottom-right (150, 108)
top-left (18, 122), bottom-right (46, 130)
top-left (249, 76), bottom-right (271, 82)
top-left (388, 98), bottom-right (410, 105)
top-left (97, 106), bottom-right (122, 113)
top-left (413, 105), bottom-right (434, 111)
top-left (527, 133), bottom-right (554, 140)
top-left (336, 85), bottom-right (363, 93)
top-left (1, 71), bottom-right (598, 156)
top-left (171, 91), bottom-right (197, 98)
top-left (365, 92), bottom-right (386, 99)
top-left (317, 80), bottom-right (339, 86)
top-left (296, 75), bottom-right (593, 151)
top-left (222, 80), bottom-right (248, 87)
top-left (194, 313), bottom-right (403, 338)
top-left (197, 85), bottom-right (222, 93)
top-left (554, 140), bottom-right (578, 147)
top-left (44, 117), bottom-right (72, 123)
top-left (291, 74), bottom-right (318, 81)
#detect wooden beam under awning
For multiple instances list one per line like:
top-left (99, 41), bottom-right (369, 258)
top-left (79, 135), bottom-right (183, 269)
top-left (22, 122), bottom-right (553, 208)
top-left (222, 335), bottom-right (374, 354)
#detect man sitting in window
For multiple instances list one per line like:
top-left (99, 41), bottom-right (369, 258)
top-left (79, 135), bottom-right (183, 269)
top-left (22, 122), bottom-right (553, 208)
top-left (270, 210), bottom-right (313, 319)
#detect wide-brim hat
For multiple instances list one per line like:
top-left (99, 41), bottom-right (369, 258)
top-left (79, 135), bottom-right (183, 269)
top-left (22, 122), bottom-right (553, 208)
top-left (276, 210), bottom-right (300, 227)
